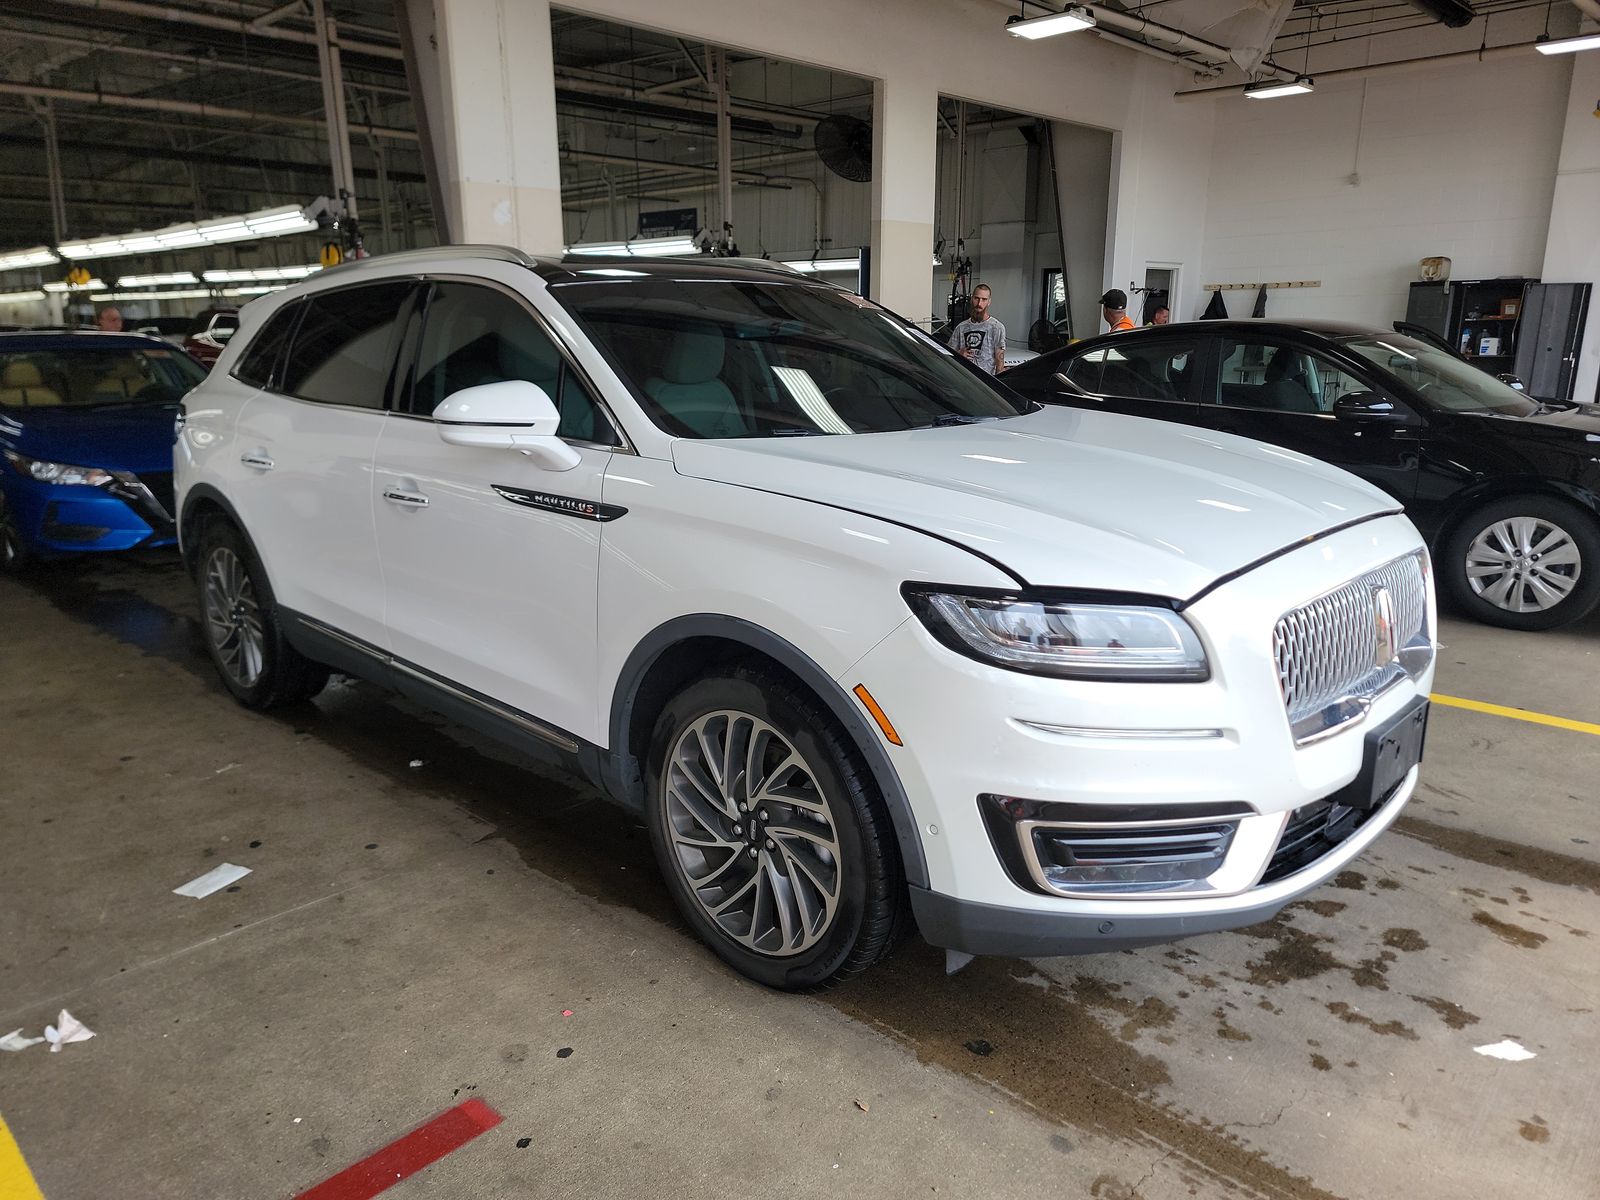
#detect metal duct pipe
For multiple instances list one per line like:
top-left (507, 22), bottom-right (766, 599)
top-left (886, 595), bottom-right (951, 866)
top-left (556, 76), bottom-right (817, 129)
top-left (48, 0), bottom-right (404, 61)
top-left (1570, 0), bottom-right (1600, 21)
top-left (1403, 0), bottom-right (1477, 28)
top-left (1174, 38), bottom-right (1546, 99)
top-left (0, 80), bottom-right (418, 141)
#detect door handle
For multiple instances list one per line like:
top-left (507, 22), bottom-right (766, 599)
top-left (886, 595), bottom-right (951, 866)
top-left (383, 488), bottom-right (430, 508)
top-left (240, 453), bottom-right (274, 470)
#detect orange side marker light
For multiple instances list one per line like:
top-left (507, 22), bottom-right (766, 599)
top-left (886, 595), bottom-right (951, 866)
top-left (853, 684), bottom-right (903, 746)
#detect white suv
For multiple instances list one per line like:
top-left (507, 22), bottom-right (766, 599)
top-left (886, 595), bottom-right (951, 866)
top-left (176, 246), bottom-right (1436, 989)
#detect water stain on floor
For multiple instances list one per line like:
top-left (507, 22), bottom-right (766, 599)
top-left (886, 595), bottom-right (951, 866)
top-left (1382, 929), bottom-right (1429, 952)
top-left (1518, 1117), bottom-right (1550, 1144)
top-left (1325, 1002), bottom-right (1419, 1040)
top-left (1408, 995), bottom-right (1479, 1030)
top-left (1471, 910), bottom-right (1549, 950)
top-left (1396, 817), bottom-right (1600, 896)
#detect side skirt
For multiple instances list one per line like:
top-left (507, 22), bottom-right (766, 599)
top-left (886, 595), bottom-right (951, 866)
top-left (280, 609), bottom-right (622, 805)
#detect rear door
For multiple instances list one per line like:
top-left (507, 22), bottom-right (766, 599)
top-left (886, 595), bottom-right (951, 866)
top-left (230, 278), bottom-right (418, 647)
top-left (372, 273), bottom-right (621, 745)
top-left (1196, 331), bottom-right (1421, 505)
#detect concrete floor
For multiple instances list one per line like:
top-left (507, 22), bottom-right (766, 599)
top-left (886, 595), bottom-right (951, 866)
top-left (1, 553), bottom-right (1596, 1200)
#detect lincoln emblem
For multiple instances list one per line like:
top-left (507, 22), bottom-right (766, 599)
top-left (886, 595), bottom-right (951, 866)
top-left (1372, 585), bottom-right (1398, 668)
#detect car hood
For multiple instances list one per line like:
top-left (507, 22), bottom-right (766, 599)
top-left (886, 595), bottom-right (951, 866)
top-left (670, 406), bottom-right (1400, 598)
top-left (0, 403), bottom-right (180, 474)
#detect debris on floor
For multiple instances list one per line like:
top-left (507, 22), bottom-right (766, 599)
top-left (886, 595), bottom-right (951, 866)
top-left (0, 1029), bottom-right (46, 1052)
top-left (1474, 1039), bottom-right (1537, 1062)
top-left (173, 862), bottom-right (252, 898)
top-left (853, 1099), bottom-right (869, 1113)
top-left (44, 1009), bottom-right (94, 1052)
top-left (409, 759), bottom-right (425, 769)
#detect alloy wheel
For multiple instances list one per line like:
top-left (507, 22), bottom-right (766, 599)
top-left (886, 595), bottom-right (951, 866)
top-left (202, 546), bottom-right (265, 687)
top-left (1465, 516), bottom-right (1582, 614)
top-left (663, 710), bottom-right (843, 957)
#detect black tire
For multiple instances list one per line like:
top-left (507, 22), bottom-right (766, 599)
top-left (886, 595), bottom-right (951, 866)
top-left (645, 666), bottom-right (906, 991)
top-left (0, 490), bottom-right (31, 573)
top-left (194, 517), bottom-right (329, 707)
top-left (1440, 495), bottom-right (1600, 631)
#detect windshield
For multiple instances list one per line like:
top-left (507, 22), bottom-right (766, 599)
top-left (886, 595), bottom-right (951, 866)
top-left (1340, 334), bottom-right (1539, 417)
top-left (552, 276), bottom-right (1029, 438)
top-left (0, 345), bottom-right (206, 409)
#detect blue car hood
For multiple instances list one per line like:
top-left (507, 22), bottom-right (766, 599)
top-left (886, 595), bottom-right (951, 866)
top-left (0, 403), bottom-right (179, 474)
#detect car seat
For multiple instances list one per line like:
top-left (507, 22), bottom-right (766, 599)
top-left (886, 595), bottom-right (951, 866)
top-left (644, 325), bottom-right (747, 438)
top-left (1260, 349), bottom-right (1318, 413)
top-left (93, 356), bottom-right (147, 401)
top-left (0, 361), bottom-right (64, 407)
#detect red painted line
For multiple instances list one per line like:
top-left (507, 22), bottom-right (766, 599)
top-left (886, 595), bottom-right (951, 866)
top-left (293, 1098), bottom-right (503, 1200)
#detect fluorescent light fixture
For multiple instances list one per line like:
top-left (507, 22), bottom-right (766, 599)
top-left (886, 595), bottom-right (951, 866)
top-left (0, 289), bottom-right (47, 304)
top-left (0, 246), bottom-right (60, 271)
top-left (116, 272), bottom-right (198, 287)
top-left (1535, 31), bottom-right (1600, 54)
top-left (43, 278), bottom-right (106, 293)
top-left (1244, 75), bottom-right (1315, 99)
top-left (785, 257), bottom-right (862, 274)
top-left (56, 204), bottom-right (317, 261)
top-left (202, 265), bottom-right (321, 283)
top-left (103, 288), bottom-right (213, 301)
top-left (567, 236), bottom-right (701, 257)
top-left (1005, 5), bottom-right (1096, 38)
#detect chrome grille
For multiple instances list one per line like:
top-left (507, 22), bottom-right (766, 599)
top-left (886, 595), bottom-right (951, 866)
top-left (1273, 552), bottom-right (1430, 744)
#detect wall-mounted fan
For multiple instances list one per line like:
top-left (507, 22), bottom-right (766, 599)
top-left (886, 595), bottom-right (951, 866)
top-left (813, 115), bottom-right (873, 183)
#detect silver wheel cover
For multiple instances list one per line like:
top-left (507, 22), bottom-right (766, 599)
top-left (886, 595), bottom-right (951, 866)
top-left (663, 710), bottom-right (843, 957)
top-left (202, 546), bottom-right (266, 687)
top-left (1465, 515), bottom-right (1582, 613)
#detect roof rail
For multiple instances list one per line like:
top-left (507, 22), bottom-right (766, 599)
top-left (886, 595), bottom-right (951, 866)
top-left (329, 244), bottom-right (543, 271)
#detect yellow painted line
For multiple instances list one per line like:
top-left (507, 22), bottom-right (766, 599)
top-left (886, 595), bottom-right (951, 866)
top-left (0, 1114), bottom-right (47, 1200)
top-left (1431, 692), bottom-right (1600, 737)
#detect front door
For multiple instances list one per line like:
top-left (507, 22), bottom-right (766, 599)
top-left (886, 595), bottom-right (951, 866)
top-left (1196, 333), bottom-right (1421, 507)
top-left (373, 277), bottom-right (621, 745)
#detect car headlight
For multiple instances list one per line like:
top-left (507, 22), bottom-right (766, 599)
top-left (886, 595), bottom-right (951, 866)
top-left (903, 585), bottom-right (1209, 682)
top-left (3, 450), bottom-right (114, 488)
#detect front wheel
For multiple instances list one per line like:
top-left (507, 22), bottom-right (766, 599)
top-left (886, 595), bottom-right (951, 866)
top-left (646, 668), bottom-right (906, 990)
top-left (195, 519), bottom-right (330, 707)
top-left (0, 490), bottom-right (31, 573)
top-left (1441, 496), bottom-right (1600, 630)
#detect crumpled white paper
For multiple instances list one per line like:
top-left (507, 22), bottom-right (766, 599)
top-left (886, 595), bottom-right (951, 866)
top-left (44, 1009), bottom-right (95, 1053)
top-left (0, 1028), bottom-right (46, 1052)
top-left (1474, 1039), bottom-right (1536, 1062)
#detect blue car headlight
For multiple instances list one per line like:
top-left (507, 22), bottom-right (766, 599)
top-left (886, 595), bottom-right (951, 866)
top-left (3, 450), bottom-right (115, 488)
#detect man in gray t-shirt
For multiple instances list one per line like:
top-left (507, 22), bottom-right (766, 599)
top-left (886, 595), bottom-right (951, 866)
top-left (948, 283), bottom-right (1006, 375)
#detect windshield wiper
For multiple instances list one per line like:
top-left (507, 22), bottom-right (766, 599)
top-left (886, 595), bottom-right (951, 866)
top-left (926, 413), bottom-right (995, 428)
top-left (768, 427), bottom-right (830, 436)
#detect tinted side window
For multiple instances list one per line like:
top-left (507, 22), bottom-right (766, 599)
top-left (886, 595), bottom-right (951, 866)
top-left (1096, 340), bottom-right (1198, 402)
top-left (233, 303), bottom-right (301, 388)
top-left (280, 282), bottom-right (413, 409)
top-left (410, 282), bottom-right (615, 443)
top-left (1216, 339), bottom-right (1366, 414)
top-left (1064, 348), bottom-right (1106, 392)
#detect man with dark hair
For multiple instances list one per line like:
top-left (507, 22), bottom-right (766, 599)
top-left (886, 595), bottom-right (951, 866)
top-left (1100, 289), bottom-right (1135, 333)
top-left (949, 283), bottom-right (1006, 374)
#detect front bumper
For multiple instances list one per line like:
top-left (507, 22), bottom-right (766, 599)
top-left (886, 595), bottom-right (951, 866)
top-left (4, 472), bottom-right (176, 554)
top-left (845, 514), bottom-right (1436, 954)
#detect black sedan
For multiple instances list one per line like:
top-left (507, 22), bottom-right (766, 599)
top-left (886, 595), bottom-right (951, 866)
top-left (1003, 320), bottom-right (1600, 630)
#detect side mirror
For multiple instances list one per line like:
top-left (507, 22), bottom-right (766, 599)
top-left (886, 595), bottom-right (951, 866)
top-left (434, 380), bottom-right (581, 471)
top-left (1332, 391), bottom-right (1407, 423)
top-left (1495, 373), bottom-right (1526, 392)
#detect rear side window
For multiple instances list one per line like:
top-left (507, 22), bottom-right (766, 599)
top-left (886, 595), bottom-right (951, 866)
top-left (280, 282), bottom-right (413, 409)
top-left (1063, 348), bottom-right (1105, 393)
top-left (233, 303), bottom-right (301, 388)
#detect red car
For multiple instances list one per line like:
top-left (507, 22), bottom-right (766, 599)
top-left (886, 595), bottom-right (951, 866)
top-left (181, 307), bottom-right (240, 369)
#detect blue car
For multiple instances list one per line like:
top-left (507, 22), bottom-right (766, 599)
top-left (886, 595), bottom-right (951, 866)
top-left (0, 332), bottom-right (206, 568)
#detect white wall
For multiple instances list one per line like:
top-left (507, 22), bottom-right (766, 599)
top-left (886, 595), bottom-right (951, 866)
top-left (1198, 13), bottom-right (1572, 325)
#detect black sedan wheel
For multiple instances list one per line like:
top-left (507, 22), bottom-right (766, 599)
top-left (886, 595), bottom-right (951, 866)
top-left (0, 492), bottom-right (28, 572)
top-left (1442, 496), bottom-right (1600, 630)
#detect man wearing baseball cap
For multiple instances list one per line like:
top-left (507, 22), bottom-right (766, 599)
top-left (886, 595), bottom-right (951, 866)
top-left (1100, 289), bottom-right (1136, 333)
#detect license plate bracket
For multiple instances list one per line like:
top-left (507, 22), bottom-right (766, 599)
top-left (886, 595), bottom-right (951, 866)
top-left (1343, 696), bottom-right (1430, 812)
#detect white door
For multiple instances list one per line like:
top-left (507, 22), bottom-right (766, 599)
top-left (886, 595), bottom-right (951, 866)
top-left (232, 279), bottom-right (417, 647)
top-left (373, 279), bottom-right (621, 745)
